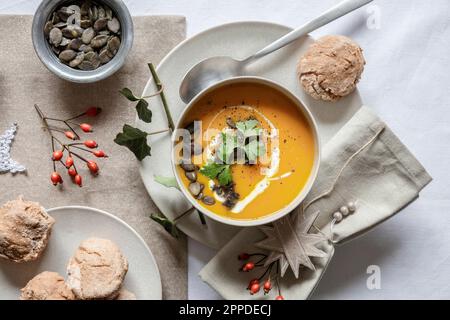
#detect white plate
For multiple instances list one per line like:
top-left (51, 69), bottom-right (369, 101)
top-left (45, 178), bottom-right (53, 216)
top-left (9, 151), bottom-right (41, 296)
top-left (0, 206), bottom-right (162, 300)
top-left (137, 21), bottom-right (362, 249)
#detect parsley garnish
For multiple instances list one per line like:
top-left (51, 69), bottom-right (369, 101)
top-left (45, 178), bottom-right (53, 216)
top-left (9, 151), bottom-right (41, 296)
top-left (199, 162), bottom-right (232, 186)
top-left (200, 118), bottom-right (265, 185)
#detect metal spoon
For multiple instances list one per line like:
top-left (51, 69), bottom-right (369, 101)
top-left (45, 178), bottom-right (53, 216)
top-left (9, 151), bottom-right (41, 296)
top-left (179, 0), bottom-right (373, 103)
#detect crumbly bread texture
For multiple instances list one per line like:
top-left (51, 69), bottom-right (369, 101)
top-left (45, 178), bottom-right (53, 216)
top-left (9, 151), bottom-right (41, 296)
top-left (20, 271), bottom-right (75, 300)
top-left (297, 35), bottom-right (365, 102)
top-left (0, 197), bottom-right (55, 263)
top-left (67, 237), bottom-right (128, 300)
top-left (115, 288), bottom-right (137, 300)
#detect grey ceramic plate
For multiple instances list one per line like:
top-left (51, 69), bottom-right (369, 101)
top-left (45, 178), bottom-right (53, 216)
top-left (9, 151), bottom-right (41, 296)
top-left (0, 206), bottom-right (162, 300)
top-left (137, 21), bottom-right (363, 249)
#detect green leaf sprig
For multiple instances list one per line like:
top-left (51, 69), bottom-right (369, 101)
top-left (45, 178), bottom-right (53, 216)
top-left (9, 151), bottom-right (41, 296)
top-left (151, 175), bottom-right (207, 238)
top-left (200, 119), bottom-right (265, 185)
top-left (114, 125), bottom-right (169, 161)
top-left (114, 63), bottom-right (173, 161)
top-left (154, 175), bottom-right (180, 190)
top-left (236, 119), bottom-right (266, 163)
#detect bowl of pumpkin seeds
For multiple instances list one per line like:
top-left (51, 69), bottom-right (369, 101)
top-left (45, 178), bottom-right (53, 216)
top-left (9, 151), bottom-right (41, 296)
top-left (32, 0), bottom-right (133, 83)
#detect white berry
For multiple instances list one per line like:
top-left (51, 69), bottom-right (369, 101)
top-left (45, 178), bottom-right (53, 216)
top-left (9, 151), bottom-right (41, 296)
top-left (333, 212), bottom-right (343, 222)
top-left (340, 206), bottom-right (349, 216)
top-left (348, 202), bottom-right (356, 212)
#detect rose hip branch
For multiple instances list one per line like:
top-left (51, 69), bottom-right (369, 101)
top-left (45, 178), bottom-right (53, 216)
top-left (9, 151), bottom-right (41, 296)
top-left (35, 104), bottom-right (107, 187)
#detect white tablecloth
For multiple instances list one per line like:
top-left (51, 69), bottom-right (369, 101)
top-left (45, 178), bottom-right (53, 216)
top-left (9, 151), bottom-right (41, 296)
top-left (3, 0), bottom-right (449, 300)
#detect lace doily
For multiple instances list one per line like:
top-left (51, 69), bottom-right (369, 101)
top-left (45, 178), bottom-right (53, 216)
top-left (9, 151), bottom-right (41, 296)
top-left (0, 123), bottom-right (26, 174)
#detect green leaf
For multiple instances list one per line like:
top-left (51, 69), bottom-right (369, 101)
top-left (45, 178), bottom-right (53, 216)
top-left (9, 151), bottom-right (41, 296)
top-left (216, 132), bottom-right (237, 164)
top-left (114, 124), bottom-right (150, 161)
top-left (154, 175), bottom-right (180, 190)
top-left (236, 119), bottom-right (261, 137)
top-left (150, 214), bottom-right (179, 238)
top-left (199, 162), bottom-right (231, 186)
top-left (136, 99), bottom-right (152, 123)
top-left (119, 88), bottom-right (141, 101)
top-left (218, 165), bottom-right (232, 185)
top-left (245, 139), bottom-right (266, 163)
top-left (235, 121), bottom-right (246, 133)
top-left (200, 162), bottom-right (227, 179)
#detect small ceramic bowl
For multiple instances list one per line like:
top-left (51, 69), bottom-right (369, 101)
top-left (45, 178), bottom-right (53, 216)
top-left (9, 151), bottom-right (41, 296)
top-left (32, 0), bottom-right (133, 83)
top-left (171, 76), bottom-right (321, 227)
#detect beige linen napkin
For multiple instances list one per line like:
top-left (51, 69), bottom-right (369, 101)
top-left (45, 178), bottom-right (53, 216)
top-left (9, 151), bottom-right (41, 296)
top-left (0, 15), bottom-right (186, 299)
top-left (199, 106), bottom-right (432, 299)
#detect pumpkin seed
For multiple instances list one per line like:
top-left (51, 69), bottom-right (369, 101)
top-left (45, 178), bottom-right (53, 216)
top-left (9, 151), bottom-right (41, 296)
top-left (202, 196), bottom-right (216, 205)
top-left (52, 12), bottom-right (60, 24)
top-left (62, 26), bottom-right (82, 39)
top-left (58, 7), bottom-right (74, 21)
top-left (81, 27), bottom-right (95, 44)
top-left (69, 52), bottom-right (85, 68)
top-left (90, 34), bottom-right (108, 48)
top-left (106, 8), bottom-right (113, 20)
top-left (98, 6), bottom-right (106, 19)
top-left (107, 17), bottom-right (120, 33)
top-left (80, 19), bottom-right (91, 28)
top-left (44, 21), bottom-right (53, 36)
top-left (78, 60), bottom-right (95, 71)
top-left (99, 48), bottom-right (111, 64)
top-left (106, 48), bottom-right (115, 58)
top-left (59, 37), bottom-right (70, 47)
top-left (67, 5), bottom-right (80, 14)
top-left (106, 36), bottom-right (120, 55)
top-left (94, 18), bottom-right (108, 31)
top-left (69, 38), bottom-right (83, 50)
top-left (59, 49), bottom-right (77, 62)
top-left (88, 6), bottom-right (98, 21)
top-left (79, 44), bottom-right (93, 53)
top-left (49, 28), bottom-right (62, 46)
top-left (84, 51), bottom-right (100, 68)
top-left (189, 182), bottom-right (202, 196)
top-left (53, 21), bottom-right (67, 28)
top-left (185, 171), bottom-right (197, 182)
top-left (180, 163), bottom-right (197, 172)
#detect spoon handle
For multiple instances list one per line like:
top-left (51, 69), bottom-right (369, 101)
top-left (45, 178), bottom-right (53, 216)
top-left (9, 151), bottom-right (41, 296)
top-left (245, 0), bottom-right (373, 63)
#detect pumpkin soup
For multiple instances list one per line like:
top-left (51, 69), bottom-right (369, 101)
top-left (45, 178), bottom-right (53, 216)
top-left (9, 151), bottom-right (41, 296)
top-left (175, 82), bottom-right (316, 221)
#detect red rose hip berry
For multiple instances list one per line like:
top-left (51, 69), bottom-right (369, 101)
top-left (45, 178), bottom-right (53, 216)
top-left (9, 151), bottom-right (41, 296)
top-left (263, 279), bottom-right (272, 294)
top-left (87, 161), bottom-right (99, 174)
top-left (68, 168), bottom-right (77, 177)
top-left (242, 262), bottom-right (255, 272)
top-left (93, 150), bottom-right (107, 158)
top-left (74, 175), bottom-right (82, 187)
top-left (65, 156), bottom-right (74, 168)
top-left (249, 283), bottom-right (260, 295)
top-left (85, 107), bottom-right (102, 117)
top-left (51, 172), bottom-right (63, 185)
top-left (84, 140), bottom-right (98, 148)
top-left (80, 123), bottom-right (93, 133)
top-left (52, 150), bottom-right (64, 161)
top-left (65, 131), bottom-right (76, 140)
top-left (247, 279), bottom-right (259, 290)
